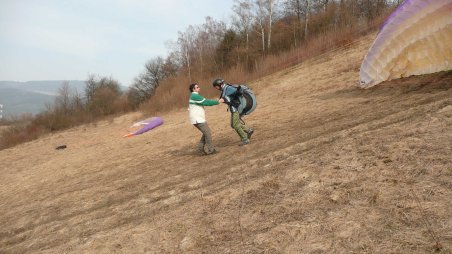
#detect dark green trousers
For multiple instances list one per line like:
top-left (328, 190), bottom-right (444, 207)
top-left (231, 112), bottom-right (249, 141)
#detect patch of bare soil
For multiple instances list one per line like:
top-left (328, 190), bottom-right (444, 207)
top-left (1, 34), bottom-right (451, 253)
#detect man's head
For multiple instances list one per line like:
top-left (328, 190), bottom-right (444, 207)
top-left (189, 83), bottom-right (200, 92)
top-left (212, 78), bottom-right (224, 90)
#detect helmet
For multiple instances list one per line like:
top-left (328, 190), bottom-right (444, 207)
top-left (212, 78), bottom-right (224, 87)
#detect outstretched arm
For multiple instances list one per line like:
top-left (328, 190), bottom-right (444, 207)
top-left (190, 93), bottom-right (220, 106)
top-left (201, 98), bottom-right (221, 106)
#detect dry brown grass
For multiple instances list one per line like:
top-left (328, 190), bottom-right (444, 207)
top-left (0, 34), bottom-right (450, 253)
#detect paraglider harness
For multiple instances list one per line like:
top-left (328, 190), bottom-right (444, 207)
top-left (220, 84), bottom-right (257, 124)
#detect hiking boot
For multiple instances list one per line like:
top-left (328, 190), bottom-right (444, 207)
top-left (247, 128), bottom-right (254, 139)
top-left (239, 139), bottom-right (250, 146)
top-left (197, 144), bottom-right (205, 154)
top-left (197, 148), bottom-right (206, 155)
top-left (205, 149), bottom-right (218, 155)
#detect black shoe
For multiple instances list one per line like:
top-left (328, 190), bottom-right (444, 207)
top-left (247, 128), bottom-right (254, 139)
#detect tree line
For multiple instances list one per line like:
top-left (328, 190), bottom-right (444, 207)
top-left (128, 0), bottom-right (399, 108)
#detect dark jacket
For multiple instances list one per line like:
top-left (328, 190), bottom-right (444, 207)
top-left (220, 84), bottom-right (242, 113)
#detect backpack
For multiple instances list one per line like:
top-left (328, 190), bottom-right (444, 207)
top-left (234, 84), bottom-right (257, 117)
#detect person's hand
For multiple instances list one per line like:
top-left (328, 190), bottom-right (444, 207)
top-left (219, 98), bottom-right (224, 103)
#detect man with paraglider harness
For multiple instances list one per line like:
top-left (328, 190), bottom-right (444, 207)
top-left (212, 78), bottom-right (256, 146)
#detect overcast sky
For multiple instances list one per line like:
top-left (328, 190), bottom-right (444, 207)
top-left (0, 0), bottom-right (235, 86)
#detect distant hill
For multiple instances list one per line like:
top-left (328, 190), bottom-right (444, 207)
top-left (0, 80), bottom-right (86, 118)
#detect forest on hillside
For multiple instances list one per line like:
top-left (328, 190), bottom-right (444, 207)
top-left (130, 0), bottom-right (399, 108)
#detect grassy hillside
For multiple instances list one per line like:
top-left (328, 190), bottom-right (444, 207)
top-left (0, 34), bottom-right (450, 253)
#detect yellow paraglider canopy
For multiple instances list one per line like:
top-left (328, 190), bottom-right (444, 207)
top-left (359, 0), bottom-right (452, 88)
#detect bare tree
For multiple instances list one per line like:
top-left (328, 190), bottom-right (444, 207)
top-left (283, 0), bottom-right (303, 45)
top-left (265, 0), bottom-right (278, 50)
top-left (130, 56), bottom-right (169, 105)
top-left (177, 27), bottom-right (196, 82)
top-left (169, 17), bottom-right (228, 79)
top-left (193, 26), bottom-right (206, 77)
top-left (232, 0), bottom-right (254, 63)
top-left (254, 0), bottom-right (267, 53)
top-left (162, 53), bottom-right (180, 77)
top-left (284, 0), bottom-right (311, 41)
top-left (304, 0), bottom-right (310, 40)
top-left (84, 75), bottom-right (122, 116)
top-left (254, 0), bottom-right (279, 51)
top-left (55, 82), bottom-right (72, 116)
top-left (313, 0), bottom-right (329, 13)
top-left (195, 17), bottom-right (227, 76)
top-left (52, 82), bottom-right (85, 119)
top-left (85, 74), bottom-right (122, 103)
